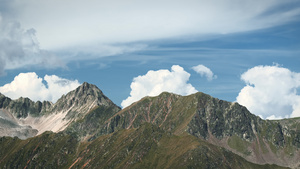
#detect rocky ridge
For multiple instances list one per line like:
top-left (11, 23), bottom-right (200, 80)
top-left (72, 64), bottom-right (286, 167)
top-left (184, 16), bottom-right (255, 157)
top-left (95, 92), bottom-right (300, 168)
top-left (0, 83), bottom-right (299, 168)
top-left (0, 82), bottom-right (120, 139)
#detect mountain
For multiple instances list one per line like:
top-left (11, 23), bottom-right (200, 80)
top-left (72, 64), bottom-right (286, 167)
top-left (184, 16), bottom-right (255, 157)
top-left (0, 83), bottom-right (299, 168)
top-left (90, 92), bottom-right (300, 168)
top-left (0, 82), bottom-right (120, 139)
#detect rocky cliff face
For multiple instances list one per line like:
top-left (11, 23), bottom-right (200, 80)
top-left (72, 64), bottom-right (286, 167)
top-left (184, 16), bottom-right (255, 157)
top-left (0, 93), bottom-right (52, 118)
top-left (52, 82), bottom-right (118, 119)
top-left (0, 109), bottom-right (38, 139)
top-left (0, 82), bottom-right (120, 139)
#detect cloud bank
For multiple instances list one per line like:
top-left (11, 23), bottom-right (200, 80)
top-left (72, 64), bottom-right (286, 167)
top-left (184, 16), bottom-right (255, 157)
top-left (0, 72), bottom-right (80, 103)
top-left (192, 64), bottom-right (217, 81)
top-left (121, 65), bottom-right (197, 108)
top-left (1, 0), bottom-right (300, 72)
top-left (236, 65), bottom-right (300, 119)
top-left (6, 0), bottom-right (300, 50)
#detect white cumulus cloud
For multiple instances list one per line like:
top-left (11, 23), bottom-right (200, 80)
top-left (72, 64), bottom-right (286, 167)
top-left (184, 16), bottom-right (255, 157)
top-left (236, 65), bottom-right (300, 119)
top-left (121, 65), bottom-right (197, 108)
top-left (192, 64), bottom-right (217, 81)
top-left (0, 72), bottom-right (80, 103)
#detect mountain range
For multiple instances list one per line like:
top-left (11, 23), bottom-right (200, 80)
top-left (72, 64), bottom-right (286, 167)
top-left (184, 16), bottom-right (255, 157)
top-left (0, 82), bottom-right (299, 168)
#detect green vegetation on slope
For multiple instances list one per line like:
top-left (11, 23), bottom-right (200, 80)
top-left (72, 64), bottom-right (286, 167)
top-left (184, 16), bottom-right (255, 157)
top-left (0, 132), bottom-right (79, 169)
top-left (228, 135), bottom-right (251, 155)
top-left (64, 104), bottom-right (121, 141)
top-left (0, 123), bottom-right (289, 169)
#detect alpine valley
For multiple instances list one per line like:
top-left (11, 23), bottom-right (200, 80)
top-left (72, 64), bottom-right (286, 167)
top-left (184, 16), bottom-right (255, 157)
top-left (1, 82), bottom-right (300, 169)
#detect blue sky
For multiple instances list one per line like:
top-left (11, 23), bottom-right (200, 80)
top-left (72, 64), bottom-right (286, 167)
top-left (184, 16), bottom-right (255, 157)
top-left (1, 0), bottom-right (300, 119)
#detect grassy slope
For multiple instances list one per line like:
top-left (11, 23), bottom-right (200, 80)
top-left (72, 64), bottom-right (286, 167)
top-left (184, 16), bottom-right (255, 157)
top-left (0, 132), bottom-right (79, 169)
top-left (0, 123), bottom-right (289, 169)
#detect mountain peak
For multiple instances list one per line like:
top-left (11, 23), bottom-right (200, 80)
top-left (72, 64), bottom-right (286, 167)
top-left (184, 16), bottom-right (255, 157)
top-left (52, 82), bottom-right (118, 118)
top-left (0, 82), bottom-right (120, 139)
top-left (80, 82), bottom-right (97, 90)
top-left (74, 82), bottom-right (104, 98)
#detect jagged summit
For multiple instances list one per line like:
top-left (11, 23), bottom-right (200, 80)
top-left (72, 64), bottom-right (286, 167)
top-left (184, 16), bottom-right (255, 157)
top-left (0, 82), bottom-right (120, 139)
top-left (76, 82), bottom-right (101, 95)
top-left (57, 82), bottom-right (114, 106)
top-left (52, 82), bottom-right (117, 116)
top-left (69, 82), bottom-right (103, 98)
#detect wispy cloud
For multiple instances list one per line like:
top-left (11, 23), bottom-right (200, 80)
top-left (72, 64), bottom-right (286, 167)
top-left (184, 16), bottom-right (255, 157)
top-left (7, 0), bottom-right (300, 49)
top-left (58, 43), bottom-right (148, 62)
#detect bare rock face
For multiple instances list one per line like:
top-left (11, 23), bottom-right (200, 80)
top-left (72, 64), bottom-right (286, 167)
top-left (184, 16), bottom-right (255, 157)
top-left (52, 82), bottom-right (117, 119)
top-left (0, 109), bottom-right (38, 139)
top-left (0, 93), bottom-right (53, 118)
top-left (0, 82), bottom-right (120, 139)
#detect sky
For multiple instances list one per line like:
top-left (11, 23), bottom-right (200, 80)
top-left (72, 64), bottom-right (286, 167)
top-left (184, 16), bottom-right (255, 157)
top-left (0, 0), bottom-right (300, 119)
